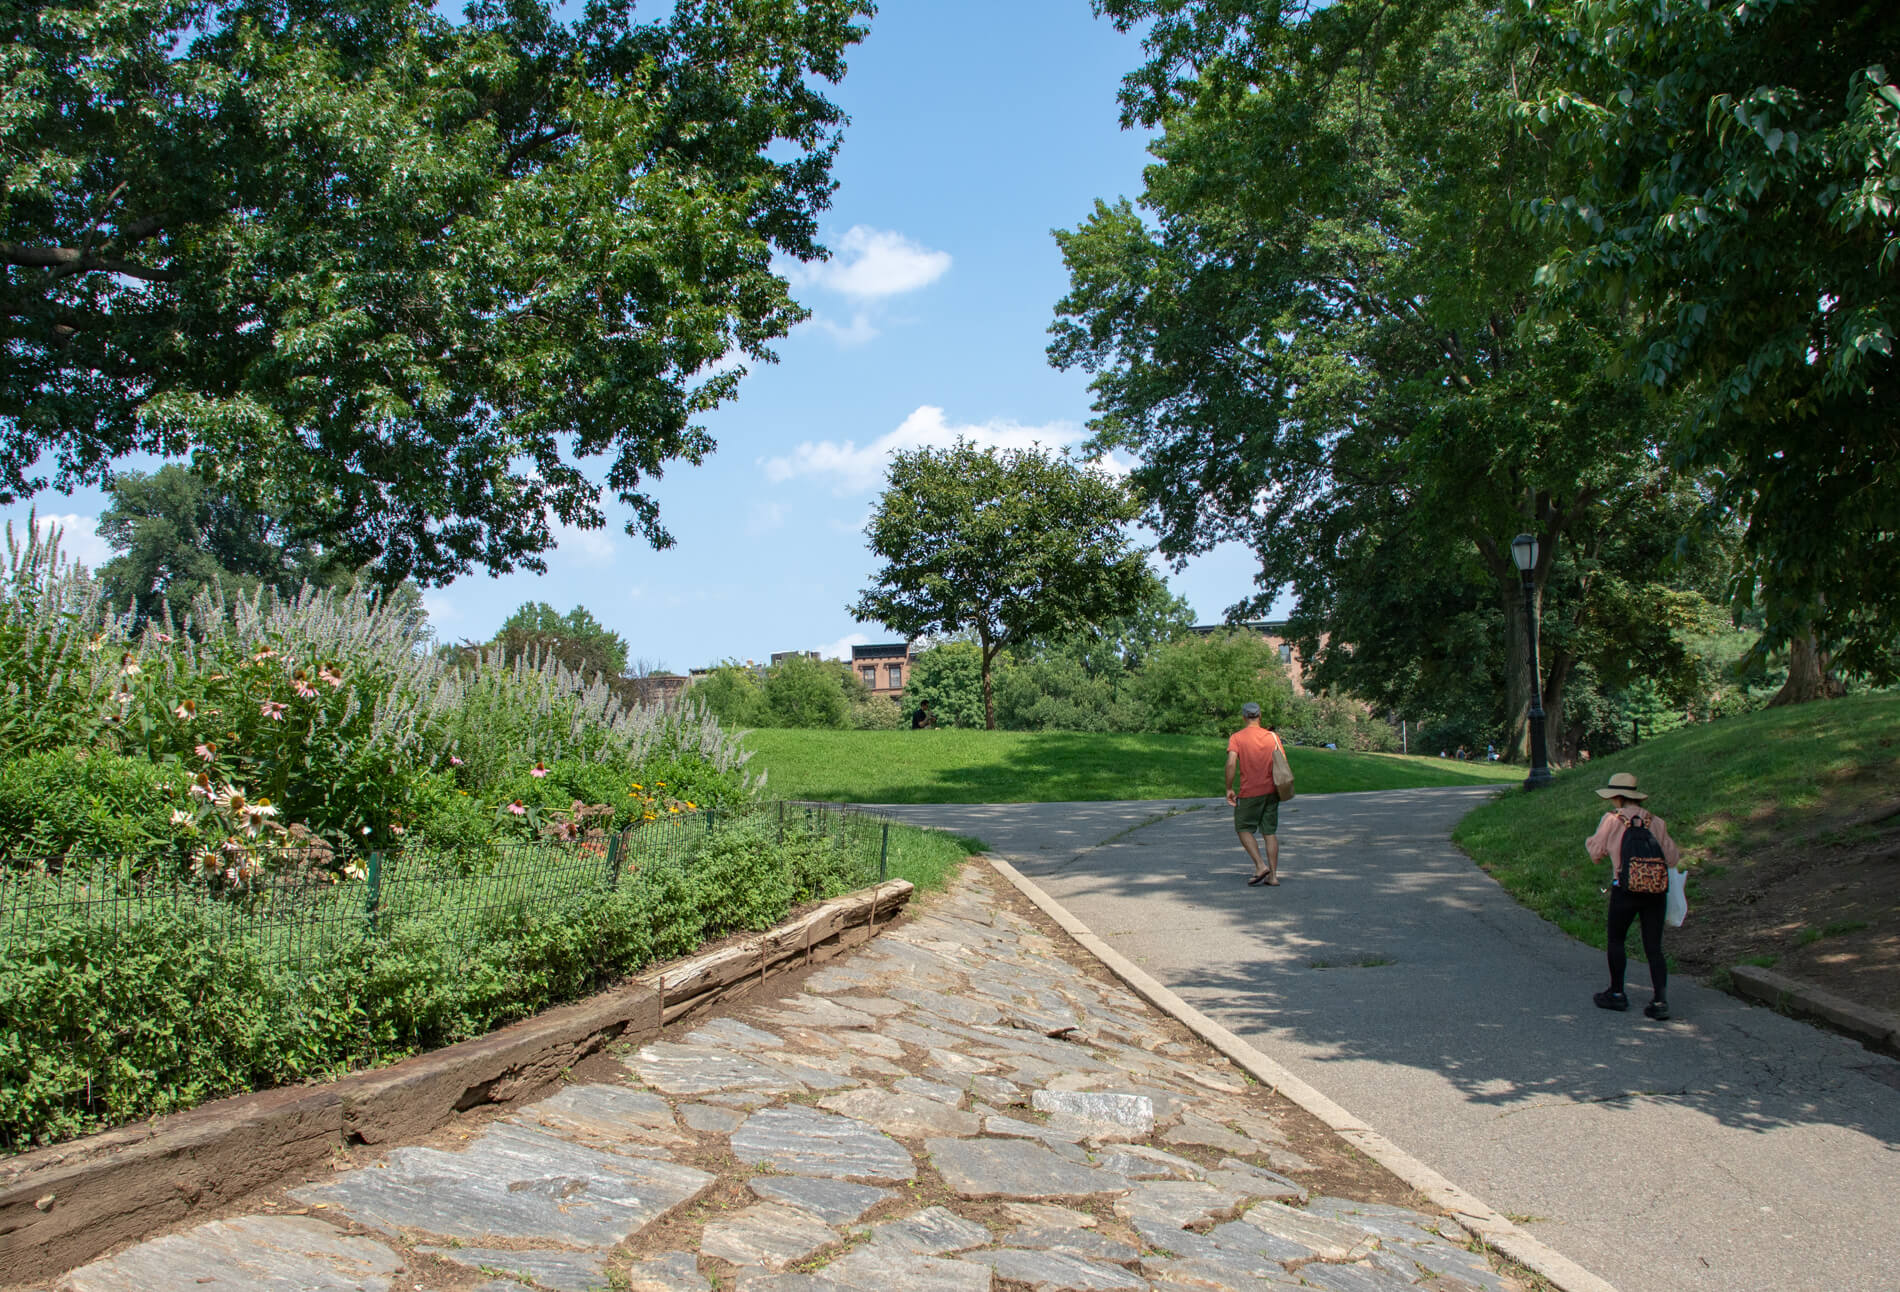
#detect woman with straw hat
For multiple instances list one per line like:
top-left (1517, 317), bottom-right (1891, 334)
top-left (1584, 772), bottom-right (1685, 1020)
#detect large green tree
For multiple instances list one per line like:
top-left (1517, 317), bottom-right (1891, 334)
top-left (95, 464), bottom-right (353, 625)
top-left (1055, 0), bottom-right (1685, 762)
top-left (492, 602), bottom-right (631, 685)
top-left (3, 0), bottom-right (873, 584)
top-left (1519, 0), bottom-right (1900, 687)
top-left (851, 441), bottom-right (1150, 729)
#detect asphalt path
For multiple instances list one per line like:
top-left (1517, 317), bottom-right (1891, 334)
top-left (875, 789), bottom-right (1900, 1292)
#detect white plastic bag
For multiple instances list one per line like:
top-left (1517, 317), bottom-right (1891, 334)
top-left (1665, 867), bottom-right (1688, 928)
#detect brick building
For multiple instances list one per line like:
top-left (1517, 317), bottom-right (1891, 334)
top-left (1191, 620), bottom-right (1309, 695)
top-left (851, 642), bottom-right (912, 698)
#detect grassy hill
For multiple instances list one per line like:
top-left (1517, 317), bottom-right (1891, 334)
top-left (1453, 693), bottom-right (1900, 1011)
top-left (741, 728), bottom-right (1521, 804)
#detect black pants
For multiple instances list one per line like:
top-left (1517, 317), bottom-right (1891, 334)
top-left (1607, 886), bottom-right (1667, 1001)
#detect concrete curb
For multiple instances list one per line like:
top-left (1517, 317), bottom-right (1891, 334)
top-left (1728, 964), bottom-right (1900, 1056)
top-left (987, 855), bottom-right (1619, 1292)
top-left (0, 878), bottom-right (913, 1283)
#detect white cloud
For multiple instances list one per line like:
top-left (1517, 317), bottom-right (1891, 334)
top-left (421, 590), bottom-right (462, 627)
top-left (745, 501), bottom-right (787, 536)
top-left (816, 632), bottom-right (871, 661)
top-left (804, 310), bottom-right (881, 347)
top-left (552, 519), bottom-right (616, 564)
top-left (782, 226), bottom-right (951, 300)
top-left (761, 405), bottom-right (1089, 495)
top-left (34, 514), bottom-right (112, 569)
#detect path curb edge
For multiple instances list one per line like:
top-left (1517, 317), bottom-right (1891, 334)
top-left (986, 855), bottom-right (1620, 1292)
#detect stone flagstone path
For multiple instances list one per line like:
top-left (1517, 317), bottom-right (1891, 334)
top-left (47, 869), bottom-right (1529, 1292)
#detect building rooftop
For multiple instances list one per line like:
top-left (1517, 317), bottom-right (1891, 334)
top-left (851, 642), bottom-right (911, 661)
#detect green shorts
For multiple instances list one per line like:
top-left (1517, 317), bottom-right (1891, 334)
top-left (1234, 794), bottom-right (1279, 836)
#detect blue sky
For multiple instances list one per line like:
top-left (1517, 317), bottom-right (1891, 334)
top-left (5, 0), bottom-right (1268, 671)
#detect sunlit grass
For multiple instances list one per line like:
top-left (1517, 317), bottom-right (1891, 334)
top-left (742, 728), bottom-right (1522, 804)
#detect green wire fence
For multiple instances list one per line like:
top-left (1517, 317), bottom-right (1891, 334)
top-left (0, 801), bottom-right (897, 975)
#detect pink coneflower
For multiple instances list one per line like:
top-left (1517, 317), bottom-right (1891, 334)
top-left (507, 800), bottom-right (527, 816)
top-left (154, 633), bottom-right (173, 643)
top-left (290, 668), bottom-right (317, 699)
top-left (259, 700), bottom-right (287, 721)
top-left (119, 652), bottom-right (141, 676)
top-left (317, 663), bottom-right (344, 689)
top-left (174, 699), bottom-right (197, 720)
top-left (190, 772), bottom-right (214, 801)
top-left (194, 742), bottom-right (217, 760)
top-left (238, 800), bottom-right (279, 837)
top-left (449, 755), bottom-right (464, 766)
top-left (530, 762), bottom-right (548, 778)
top-left (252, 647), bottom-right (278, 662)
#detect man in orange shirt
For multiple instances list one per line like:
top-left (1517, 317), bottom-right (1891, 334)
top-left (1225, 702), bottom-right (1284, 886)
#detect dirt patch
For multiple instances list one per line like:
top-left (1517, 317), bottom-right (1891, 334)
top-left (1670, 787), bottom-right (1900, 1018)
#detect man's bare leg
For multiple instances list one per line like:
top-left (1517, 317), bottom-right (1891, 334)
top-left (1238, 830), bottom-right (1268, 879)
top-left (1263, 832), bottom-right (1279, 882)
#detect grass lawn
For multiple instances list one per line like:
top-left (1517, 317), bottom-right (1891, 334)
top-left (881, 821), bottom-right (989, 892)
top-left (743, 728), bottom-right (1522, 804)
top-left (1453, 693), bottom-right (1900, 961)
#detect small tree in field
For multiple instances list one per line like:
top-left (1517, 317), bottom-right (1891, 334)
top-left (852, 441), bottom-right (1149, 729)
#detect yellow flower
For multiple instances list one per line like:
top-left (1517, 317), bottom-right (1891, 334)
top-left (630, 782), bottom-right (643, 790)
top-left (685, 801), bottom-right (696, 810)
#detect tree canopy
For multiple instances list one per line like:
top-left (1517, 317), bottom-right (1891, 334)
top-left (851, 440), bottom-right (1149, 729)
top-left (3, 0), bottom-right (874, 585)
top-left (492, 602), bottom-right (632, 684)
top-left (1519, 0), bottom-right (1900, 677)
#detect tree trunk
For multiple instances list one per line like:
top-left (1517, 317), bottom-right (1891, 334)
top-left (1502, 580), bottom-right (1534, 761)
top-left (1769, 631), bottom-right (1845, 707)
top-left (980, 638), bottom-right (997, 730)
top-left (1543, 648), bottom-right (1571, 769)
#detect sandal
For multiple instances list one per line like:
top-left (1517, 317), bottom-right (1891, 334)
top-left (1263, 875), bottom-right (1280, 886)
top-left (1247, 873), bottom-right (1271, 886)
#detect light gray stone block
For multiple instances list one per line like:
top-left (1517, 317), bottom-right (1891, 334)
top-left (1094, 1146), bottom-right (1204, 1182)
top-left (687, 1019), bottom-right (785, 1050)
top-left (631, 1043), bottom-right (808, 1095)
top-left (927, 1137), bottom-right (1130, 1199)
top-left (1003, 1226), bottom-right (1143, 1263)
top-left (419, 1245), bottom-right (612, 1291)
top-left (1032, 1091), bottom-right (1155, 1141)
top-left (681, 1103), bottom-right (748, 1134)
top-left (863, 1206), bottom-right (991, 1254)
top-left (1238, 1202), bottom-right (1377, 1262)
top-left (818, 1089), bottom-right (982, 1138)
top-left (731, 1105), bottom-right (916, 1180)
top-left (893, 1076), bottom-right (965, 1105)
top-left (962, 1247), bottom-right (1148, 1291)
top-left (816, 1243), bottom-right (994, 1292)
top-left (1114, 1182), bottom-right (1246, 1233)
top-left (700, 1203), bottom-right (839, 1270)
top-left (621, 1252), bottom-right (714, 1292)
top-left (59, 1216), bottom-right (402, 1292)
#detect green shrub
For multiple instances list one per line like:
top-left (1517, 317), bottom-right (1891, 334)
top-left (904, 641), bottom-right (986, 728)
top-left (688, 663), bottom-right (767, 727)
top-left (0, 749), bottom-right (194, 863)
top-left (762, 655), bottom-right (858, 729)
top-left (1136, 630), bottom-right (1294, 735)
top-left (851, 694), bottom-right (904, 730)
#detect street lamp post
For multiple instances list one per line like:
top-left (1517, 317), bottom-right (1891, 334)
top-left (1511, 532), bottom-right (1554, 790)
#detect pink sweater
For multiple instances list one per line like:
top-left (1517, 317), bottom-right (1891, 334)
top-left (1586, 806), bottom-right (1684, 880)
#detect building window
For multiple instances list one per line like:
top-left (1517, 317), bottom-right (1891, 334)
top-left (860, 666), bottom-right (876, 686)
top-left (887, 664), bottom-right (903, 689)
top-left (1279, 644), bottom-right (1293, 664)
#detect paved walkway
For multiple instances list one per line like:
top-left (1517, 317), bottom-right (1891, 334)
top-left (875, 791), bottom-right (1900, 1292)
top-left (47, 867), bottom-right (1526, 1292)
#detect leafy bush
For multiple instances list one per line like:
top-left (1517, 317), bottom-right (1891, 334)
top-left (904, 641), bottom-right (986, 728)
top-left (994, 653), bottom-right (1139, 732)
top-left (688, 662), bottom-right (767, 727)
top-left (851, 694), bottom-right (904, 730)
top-left (0, 749), bottom-right (193, 862)
top-left (761, 654), bottom-right (860, 729)
top-left (0, 808), bottom-right (899, 1152)
top-left (1136, 630), bottom-right (1294, 735)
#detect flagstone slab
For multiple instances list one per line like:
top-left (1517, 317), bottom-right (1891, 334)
top-left (816, 1243), bottom-right (996, 1292)
top-left (1113, 1182), bottom-right (1248, 1232)
top-left (1292, 1261), bottom-right (1418, 1292)
top-left (926, 1137), bottom-right (1129, 1199)
top-left (631, 1043), bottom-right (808, 1095)
top-left (419, 1244), bottom-right (612, 1292)
top-left (731, 1105), bottom-right (916, 1180)
top-left (687, 1019), bottom-right (785, 1049)
top-left (835, 1030), bottom-right (908, 1058)
top-left (1300, 1197), bottom-right (1441, 1242)
top-left (516, 1085), bottom-right (691, 1151)
top-left (1005, 1203), bottom-right (1099, 1229)
top-left (1237, 1202), bottom-right (1376, 1262)
top-left (700, 1203), bottom-right (839, 1270)
top-left (1003, 1226), bottom-right (1144, 1263)
top-left (893, 1076), bottom-right (965, 1105)
top-left (891, 987), bottom-right (1007, 1027)
top-left (290, 1124), bottom-right (714, 1247)
top-left (1031, 1091), bottom-right (1155, 1140)
top-left (861, 1206), bottom-right (991, 1254)
top-left (1094, 1146), bottom-right (1203, 1182)
top-left (1160, 1117), bottom-right (1256, 1155)
top-left (968, 1074), bottom-right (1023, 1105)
top-left (622, 1252), bottom-right (715, 1292)
top-left (747, 1176), bottom-right (893, 1223)
top-left (57, 1216), bottom-right (401, 1292)
top-left (681, 1103), bottom-right (748, 1134)
top-left (1200, 1162), bottom-right (1305, 1202)
top-left (962, 1247), bottom-right (1149, 1291)
top-left (1142, 1254), bottom-right (1301, 1291)
top-left (818, 1089), bottom-right (982, 1138)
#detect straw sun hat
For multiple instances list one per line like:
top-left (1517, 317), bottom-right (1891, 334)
top-left (1595, 771), bottom-right (1649, 801)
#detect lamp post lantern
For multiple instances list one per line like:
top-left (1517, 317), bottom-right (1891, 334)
top-left (1511, 533), bottom-right (1553, 790)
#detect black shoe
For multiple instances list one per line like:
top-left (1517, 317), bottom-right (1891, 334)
top-left (1644, 1000), bottom-right (1670, 1021)
top-left (1594, 990), bottom-right (1629, 1012)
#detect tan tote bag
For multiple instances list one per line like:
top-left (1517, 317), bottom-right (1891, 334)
top-left (1270, 735), bottom-right (1295, 801)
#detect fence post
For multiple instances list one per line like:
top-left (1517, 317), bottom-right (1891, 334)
top-left (604, 830), bottom-right (624, 890)
top-left (707, 808), bottom-right (716, 834)
top-left (365, 851), bottom-right (383, 934)
top-left (879, 821), bottom-right (890, 882)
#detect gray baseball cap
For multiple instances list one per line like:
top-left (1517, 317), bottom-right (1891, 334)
top-left (1240, 701), bottom-right (1261, 718)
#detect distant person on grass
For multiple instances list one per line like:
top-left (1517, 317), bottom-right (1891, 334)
top-left (1226, 702), bottom-right (1285, 887)
top-left (1586, 771), bottom-right (1684, 1020)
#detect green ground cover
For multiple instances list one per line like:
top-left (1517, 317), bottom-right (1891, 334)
top-left (1453, 693), bottom-right (1900, 947)
top-left (742, 728), bottom-right (1522, 803)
